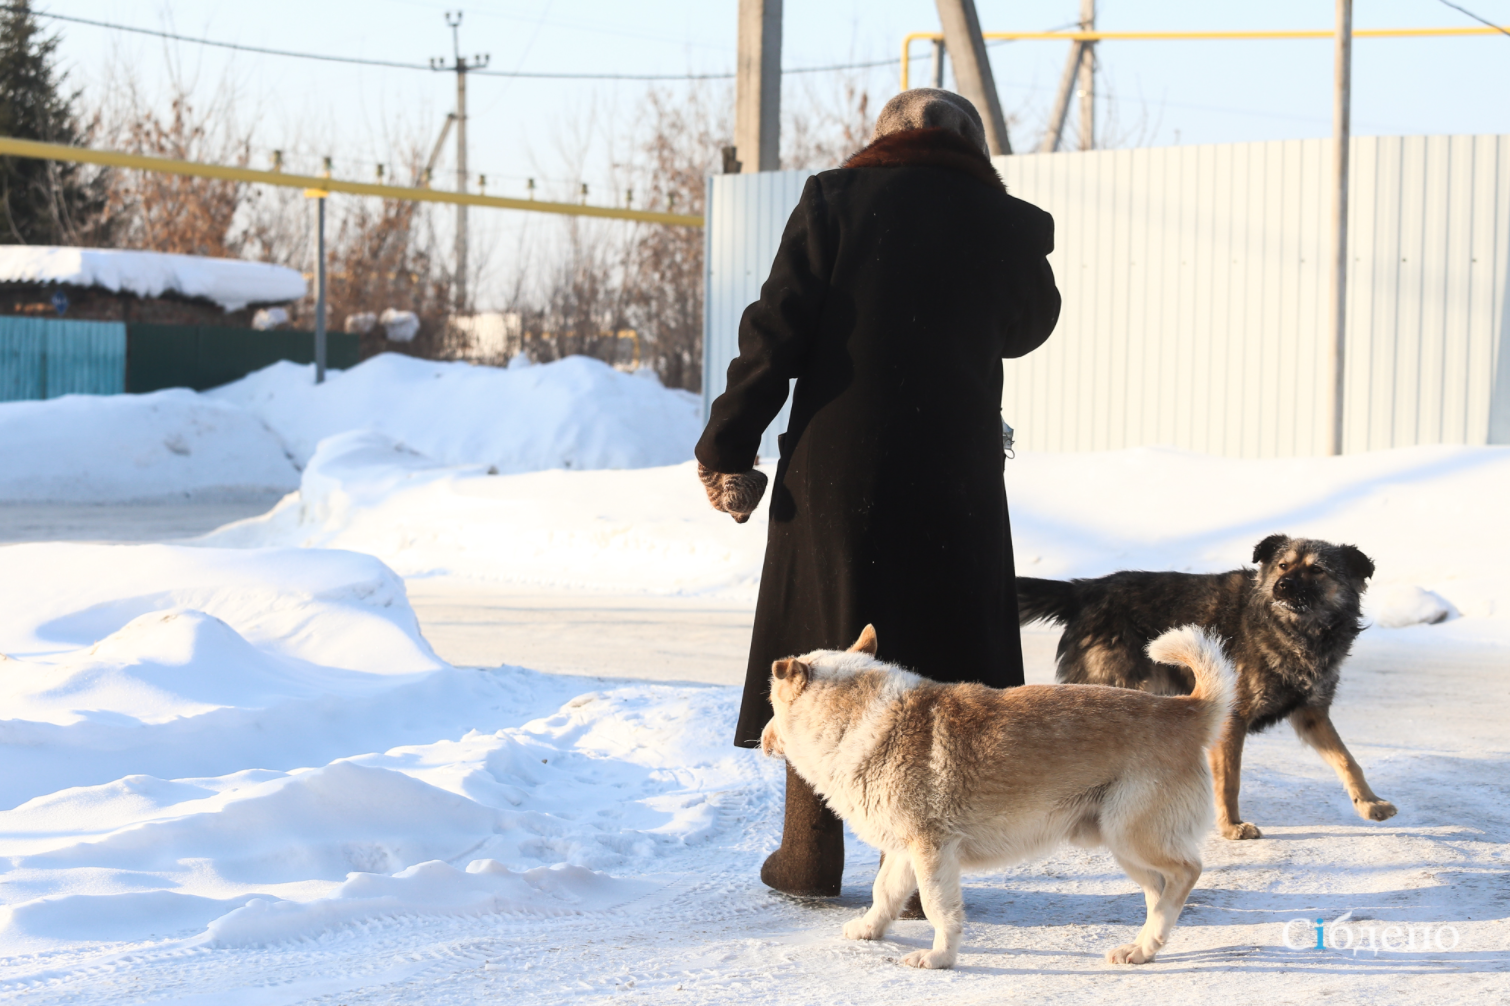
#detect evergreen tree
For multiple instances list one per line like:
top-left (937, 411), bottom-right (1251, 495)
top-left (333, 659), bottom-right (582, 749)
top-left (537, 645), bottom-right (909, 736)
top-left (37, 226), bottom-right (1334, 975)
top-left (0, 1), bottom-right (107, 244)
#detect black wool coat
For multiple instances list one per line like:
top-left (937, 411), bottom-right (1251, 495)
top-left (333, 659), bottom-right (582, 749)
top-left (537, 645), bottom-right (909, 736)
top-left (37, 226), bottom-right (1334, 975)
top-left (696, 127), bottom-right (1061, 747)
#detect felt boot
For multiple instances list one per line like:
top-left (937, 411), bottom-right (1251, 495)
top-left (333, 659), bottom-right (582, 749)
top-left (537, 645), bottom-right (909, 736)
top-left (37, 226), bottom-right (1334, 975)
top-left (760, 763), bottom-right (844, 896)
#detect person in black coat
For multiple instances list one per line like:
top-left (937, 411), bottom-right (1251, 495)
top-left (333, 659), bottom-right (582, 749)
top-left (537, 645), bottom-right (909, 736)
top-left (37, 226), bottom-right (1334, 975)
top-left (696, 89), bottom-right (1061, 896)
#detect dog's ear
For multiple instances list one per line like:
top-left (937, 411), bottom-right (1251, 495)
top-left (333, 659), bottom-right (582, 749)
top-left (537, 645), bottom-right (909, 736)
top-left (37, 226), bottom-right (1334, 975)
top-left (1337, 544), bottom-right (1375, 583)
top-left (1252, 534), bottom-right (1289, 565)
top-left (770, 658), bottom-right (811, 699)
top-left (848, 624), bottom-right (878, 655)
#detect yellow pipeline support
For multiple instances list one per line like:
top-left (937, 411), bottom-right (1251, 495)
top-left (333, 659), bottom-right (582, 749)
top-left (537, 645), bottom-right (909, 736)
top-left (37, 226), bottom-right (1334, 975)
top-left (900, 26), bottom-right (1510, 90)
top-left (0, 136), bottom-right (704, 228)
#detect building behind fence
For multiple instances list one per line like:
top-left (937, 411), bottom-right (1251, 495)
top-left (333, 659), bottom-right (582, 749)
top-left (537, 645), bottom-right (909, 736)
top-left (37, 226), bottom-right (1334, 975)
top-left (703, 135), bottom-right (1510, 459)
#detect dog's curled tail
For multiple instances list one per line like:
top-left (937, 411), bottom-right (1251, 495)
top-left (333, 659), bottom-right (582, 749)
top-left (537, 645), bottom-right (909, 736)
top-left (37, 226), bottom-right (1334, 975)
top-left (1147, 625), bottom-right (1236, 738)
top-left (1016, 577), bottom-right (1079, 626)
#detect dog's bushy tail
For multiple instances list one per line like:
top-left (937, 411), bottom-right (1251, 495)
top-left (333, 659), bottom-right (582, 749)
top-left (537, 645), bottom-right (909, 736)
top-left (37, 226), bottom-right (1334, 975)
top-left (1016, 577), bottom-right (1079, 626)
top-left (1147, 626), bottom-right (1236, 743)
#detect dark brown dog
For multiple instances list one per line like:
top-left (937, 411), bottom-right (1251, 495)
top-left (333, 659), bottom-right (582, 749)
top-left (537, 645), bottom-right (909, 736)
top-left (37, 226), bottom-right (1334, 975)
top-left (1018, 534), bottom-right (1397, 839)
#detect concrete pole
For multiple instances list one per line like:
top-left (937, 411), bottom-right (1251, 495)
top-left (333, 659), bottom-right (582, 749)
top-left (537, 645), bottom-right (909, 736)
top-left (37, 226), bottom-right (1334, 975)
top-left (1329, 0), bottom-right (1352, 456)
top-left (934, 0), bottom-right (1012, 155)
top-left (1078, 0), bottom-right (1096, 151)
top-left (1040, 41), bottom-right (1084, 152)
top-left (315, 196), bottom-right (327, 385)
top-left (455, 58), bottom-right (468, 311)
top-left (930, 38), bottom-right (946, 89)
top-left (735, 0), bottom-right (782, 172)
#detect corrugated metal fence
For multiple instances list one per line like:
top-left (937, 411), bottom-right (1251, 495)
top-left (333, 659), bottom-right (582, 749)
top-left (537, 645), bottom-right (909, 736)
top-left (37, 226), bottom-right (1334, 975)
top-left (0, 317), bottom-right (361, 401)
top-left (702, 135), bottom-right (1510, 457)
top-left (0, 317), bottom-right (126, 401)
top-left (703, 170), bottom-right (813, 461)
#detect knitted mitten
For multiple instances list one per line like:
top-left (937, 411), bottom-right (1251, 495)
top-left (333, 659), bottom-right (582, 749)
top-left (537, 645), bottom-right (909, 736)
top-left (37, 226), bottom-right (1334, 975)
top-left (697, 462), bottom-right (768, 523)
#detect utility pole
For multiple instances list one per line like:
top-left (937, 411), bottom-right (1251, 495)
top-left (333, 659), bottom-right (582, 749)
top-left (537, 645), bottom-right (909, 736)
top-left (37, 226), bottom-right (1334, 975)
top-left (1329, 0), bottom-right (1353, 456)
top-left (1078, 0), bottom-right (1096, 151)
top-left (930, 38), bottom-right (946, 89)
top-left (735, 0), bottom-right (781, 172)
top-left (421, 113), bottom-right (456, 186)
top-left (304, 157), bottom-right (331, 385)
top-left (1040, 39), bottom-right (1085, 152)
top-left (432, 12), bottom-right (489, 312)
top-left (934, 0), bottom-right (1011, 154)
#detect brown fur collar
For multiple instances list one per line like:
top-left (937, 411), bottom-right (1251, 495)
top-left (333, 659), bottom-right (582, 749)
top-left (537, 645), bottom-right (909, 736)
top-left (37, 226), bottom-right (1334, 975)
top-left (843, 127), bottom-right (1005, 192)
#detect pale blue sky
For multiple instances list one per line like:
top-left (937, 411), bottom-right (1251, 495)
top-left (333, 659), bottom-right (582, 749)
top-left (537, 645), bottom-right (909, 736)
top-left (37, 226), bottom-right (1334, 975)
top-left (40, 0), bottom-right (1510, 306)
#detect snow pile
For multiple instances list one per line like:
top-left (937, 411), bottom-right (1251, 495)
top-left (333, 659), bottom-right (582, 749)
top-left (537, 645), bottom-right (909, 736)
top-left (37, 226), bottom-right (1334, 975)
top-left (1003, 444), bottom-right (1510, 624)
top-left (0, 389), bottom-right (298, 502)
top-left (0, 543), bottom-right (477, 806)
top-left (202, 429), bottom-right (765, 596)
top-left (0, 541), bottom-right (768, 952)
top-left (1369, 584), bottom-right (1459, 628)
top-left (0, 352), bottom-right (701, 502)
top-left (0, 542), bottom-right (440, 674)
top-left (0, 246), bottom-right (305, 311)
top-left (205, 438), bottom-right (1510, 623)
top-left (208, 352), bottom-right (701, 470)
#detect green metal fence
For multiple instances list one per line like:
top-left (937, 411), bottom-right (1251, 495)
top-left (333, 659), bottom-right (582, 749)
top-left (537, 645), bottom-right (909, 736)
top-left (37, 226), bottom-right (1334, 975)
top-left (0, 317), bottom-right (127, 401)
top-left (126, 325), bottom-right (359, 393)
top-left (125, 324), bottom-right (358, 393)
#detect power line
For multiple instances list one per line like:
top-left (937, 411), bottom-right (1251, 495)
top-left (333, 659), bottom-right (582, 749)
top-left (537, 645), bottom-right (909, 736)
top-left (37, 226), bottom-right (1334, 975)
top-left (1437, 0), bottom-right (1510, 39)
top-left (12, 5), bottom-right (899, 81)
top-left (19, 6), bottom-right (432, 72)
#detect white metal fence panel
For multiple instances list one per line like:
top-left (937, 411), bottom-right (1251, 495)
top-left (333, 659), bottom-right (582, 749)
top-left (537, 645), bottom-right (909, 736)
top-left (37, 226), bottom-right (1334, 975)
top-left (703, 169), bottom-right (814, 461)
top-left (701, 137), bottom-right (1510, 458)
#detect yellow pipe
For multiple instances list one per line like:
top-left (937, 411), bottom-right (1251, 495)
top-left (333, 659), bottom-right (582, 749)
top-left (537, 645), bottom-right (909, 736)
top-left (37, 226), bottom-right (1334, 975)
top-left (900, 26), bottom-right (1510, 90)
top-left (0, 136), bottom-right (704, 228)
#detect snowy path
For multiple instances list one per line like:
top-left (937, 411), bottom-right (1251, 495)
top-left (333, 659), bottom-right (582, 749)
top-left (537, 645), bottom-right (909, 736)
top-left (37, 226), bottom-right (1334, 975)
top-left (2, 608), bottom-right (1504, 1005)
top-left (404, 582), bottom-right (758, 686)
top-left (0, 498), bottom-right (284, 545)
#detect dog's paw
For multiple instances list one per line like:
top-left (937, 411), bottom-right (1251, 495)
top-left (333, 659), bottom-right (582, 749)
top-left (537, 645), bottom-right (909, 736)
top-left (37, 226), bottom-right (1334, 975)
top-left (843, 916), bottom-right (884, 941)
top-left (1105, 942), bottom-right (1156, 965)
top-left (1356, 798), bottom-right (1397, 822)
top-left (900, 948), bottom-right (956, 969)
top-left (1221, 821), bottom-right (1263, 840)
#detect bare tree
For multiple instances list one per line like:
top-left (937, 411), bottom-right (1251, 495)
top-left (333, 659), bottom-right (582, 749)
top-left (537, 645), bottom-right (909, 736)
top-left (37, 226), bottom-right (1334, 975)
top-left (783, 74), bottom-right (875, 171)
top-left (98, 80), bottom-right (253, 258)
top-left (619, 85), bottom-right (729, 391)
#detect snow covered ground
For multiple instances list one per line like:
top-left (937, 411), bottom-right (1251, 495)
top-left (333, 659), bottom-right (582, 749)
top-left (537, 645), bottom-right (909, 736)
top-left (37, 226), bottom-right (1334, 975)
top-left (0, 357), bottom-right (1506, 1003)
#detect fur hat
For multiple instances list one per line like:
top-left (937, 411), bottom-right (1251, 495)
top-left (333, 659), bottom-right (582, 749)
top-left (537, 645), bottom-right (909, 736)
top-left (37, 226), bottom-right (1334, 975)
top-left (871, 88), bottom-right (988, 157)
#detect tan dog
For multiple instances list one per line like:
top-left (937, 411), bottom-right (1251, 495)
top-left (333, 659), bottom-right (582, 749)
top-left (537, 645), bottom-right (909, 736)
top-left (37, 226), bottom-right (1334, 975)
top-left (760, 624), bottom-right (1235, 968)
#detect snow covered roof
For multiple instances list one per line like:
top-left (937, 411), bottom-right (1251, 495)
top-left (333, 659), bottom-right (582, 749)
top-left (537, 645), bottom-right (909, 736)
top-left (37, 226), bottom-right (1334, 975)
top-left (0, 246), bottom-right (306, 312)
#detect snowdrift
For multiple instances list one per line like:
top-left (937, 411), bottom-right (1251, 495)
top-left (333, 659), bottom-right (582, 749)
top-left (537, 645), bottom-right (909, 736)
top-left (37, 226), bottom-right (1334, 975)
top-left (0, 353), bottom-right (701, 502)
top-left (204, 433), bottom-right (1510, 624)
top-left (0, 389), bottom-right (299, 502)
top-left (0, 540), bottom-right (771, 953)
top-left (207, 352), bottom-right (702, 471)
top-left (202, 429), bottom-right (768, 597)
top-left (0, 543), bottom-right (478, 809)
